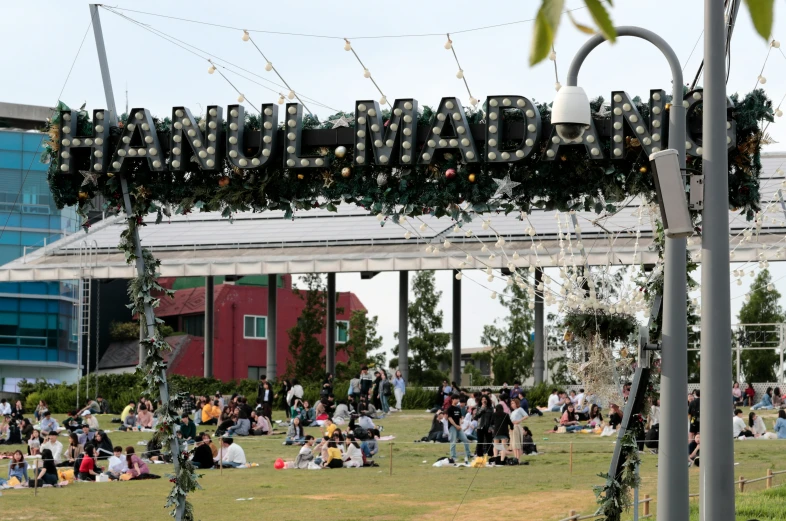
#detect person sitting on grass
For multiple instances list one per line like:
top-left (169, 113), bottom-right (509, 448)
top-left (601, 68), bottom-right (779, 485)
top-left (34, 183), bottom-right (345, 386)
top-left (462, 409), bottom-right (478, 442)
top-left (752, 387), bottom-right (774, 410)
top-left (62, 411), bottom-right (83, 433)
top-left (774, 410), bottom-right (786, 439)
top-left (191, 432), bottom-right (217, 469)
top-left (285, 417), bottom-right (305, 445)
top-left (749, 411), bottom-right (777, 439)
top-left (608, 404), bottom-right (624, 430)
top-left (293, 435), bottom-right (316, 469)
top-left (733, 409), bottom-right (755, 439)
top-left (227, 410), bottom-right (251, 437)
top-left (342, 433), bottom-right (364, 468)
top-left (773, 387), bottom-right (784, 409)
top-left (27, 428), bottom-right (41, 456)
top-left (41, 430), bottom-right (63, 465)
top-left (588, 404), bottom-right (604, 428)
top-left (40, 410), bottom-right (60, 434)
top-left (94, 430), bottom-right (114, 460)
top-left (215, 437), bottom-right (246, 468)
top-left (418, 411), bottom-right (449, 443)
top-left (8, 450), bottom-right (29, 484)
top-left (688, 433), bottom-right (700, 467)
top-left (34, 400), bottom-right (47, 422)
top-left (744, 383), bottom-right (756, 407)
top-left (178, 413), bottom-right (196, 443)
top-left (323, 440), bottom-right (344, 469)
top-left (560, 404), bottom-right (583, 433)
top-left (78, 444), bottom-right (101, 481)
top-left (106, 446), bottom-right (128, 480)
top-left (125, 447), bottom-right (153, 479)
top-left (250, 411), bottom-right (272, 436)
top-left (20, 418), bottom-right (33, 443)
top-left (121, 401), bottom-right (136, 423)
top-left (28, 448), bottom-right (59, 488)
top-left (361, 429), bottom-right (380, 462)
top-left (119, 409), bottom-right (137, 432)
top-left (522, 426), bottom-right (538, 455)
top-left (732, 382), bottom-right (744, 407)
top-left (135, 404), bottom-right (154, 429)
top-left (62, 433), bottom-right (82, 468)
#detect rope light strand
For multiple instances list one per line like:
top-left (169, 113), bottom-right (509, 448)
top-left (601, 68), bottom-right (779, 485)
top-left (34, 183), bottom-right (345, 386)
top-left (445, 34), bottom-right (478, 107)
top-left (242, 30), bottom-right (316, 118)
top-left (208, 60), bottom-right (261, 113)
top-left (344, 39), bottom-right (391, 107)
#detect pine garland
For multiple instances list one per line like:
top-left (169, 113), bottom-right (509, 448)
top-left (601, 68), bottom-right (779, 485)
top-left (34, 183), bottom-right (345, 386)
top-left (594, 430), bottom-right (642, 521)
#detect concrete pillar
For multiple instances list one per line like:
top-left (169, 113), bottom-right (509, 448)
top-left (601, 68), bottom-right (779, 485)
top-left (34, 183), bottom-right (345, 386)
top-left (326, 273), bottom-right (336, 375)
top-left (452, 271), bottom-right (462, 386)
top-left (204, 276), bottom-right (214, 378)
top-left (267, 274), bottom-right (278, 381)
top-left (534, 268), bottom-right (545, 384)
top-left (398, 271), bottom-right (409, 382)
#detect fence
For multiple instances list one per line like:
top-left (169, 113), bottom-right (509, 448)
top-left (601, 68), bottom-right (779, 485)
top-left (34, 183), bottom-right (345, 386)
top-left (558, 468), bottom-right (786, 521)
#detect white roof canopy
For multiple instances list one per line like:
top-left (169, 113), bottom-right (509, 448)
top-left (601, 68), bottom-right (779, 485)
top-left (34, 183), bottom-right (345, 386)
top-left (4, 152), bottom-right (786, 281)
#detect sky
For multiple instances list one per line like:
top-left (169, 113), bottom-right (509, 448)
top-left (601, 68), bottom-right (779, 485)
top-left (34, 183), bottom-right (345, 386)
top-left (3, 1), bottom-right (786, 363)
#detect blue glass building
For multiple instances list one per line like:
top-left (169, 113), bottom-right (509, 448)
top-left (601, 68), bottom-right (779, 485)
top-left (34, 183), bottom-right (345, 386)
top-left (0, 125), bottom-right (80, 386)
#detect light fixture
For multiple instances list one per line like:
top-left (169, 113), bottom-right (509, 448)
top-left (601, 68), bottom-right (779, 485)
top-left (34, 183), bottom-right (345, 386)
top-left (649, 149), bottom-right (693, 238)
top-left (550, 86), bottom-right (591, 141)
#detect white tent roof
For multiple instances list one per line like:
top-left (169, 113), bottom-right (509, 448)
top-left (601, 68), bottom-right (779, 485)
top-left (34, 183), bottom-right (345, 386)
top-left (3, 152), bottom-right (786, 281)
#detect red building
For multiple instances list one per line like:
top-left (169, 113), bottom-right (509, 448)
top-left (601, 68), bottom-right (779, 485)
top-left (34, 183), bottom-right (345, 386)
top-left (98, 275), bottom-right (365, 381)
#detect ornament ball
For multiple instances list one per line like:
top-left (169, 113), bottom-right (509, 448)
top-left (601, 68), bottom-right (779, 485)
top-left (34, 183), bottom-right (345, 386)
top-left (445, 168), bottom-right (457, 180)
top-left (639, 166), bottom-right (648, 173)
top-left (341, 167), bottom-right (352, 178)
top-left (334, 146), bottom-right (347, 158)
top-left (297, 173), bottom-right (305, 180)
top-left (78, 191), bottom-right (89, 201)
top-left (468, 173), bottom-right (476, 183)
top-left (218, 176), bottom-right (230, 187)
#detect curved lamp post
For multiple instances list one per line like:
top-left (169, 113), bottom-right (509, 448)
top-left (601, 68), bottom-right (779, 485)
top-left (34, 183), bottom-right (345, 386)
top-left (554, 26), bottom-right (689, 521)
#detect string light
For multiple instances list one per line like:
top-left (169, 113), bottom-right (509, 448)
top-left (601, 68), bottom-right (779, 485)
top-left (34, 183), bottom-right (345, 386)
top-left (444, 33), bottom-right (476, 107)
top-left (344, 39), bottom-right (391, 108)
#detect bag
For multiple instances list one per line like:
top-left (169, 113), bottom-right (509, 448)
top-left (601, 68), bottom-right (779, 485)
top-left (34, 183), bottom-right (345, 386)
top-left (601, 426), bottom-right (616, 437)
top-left (58, 469), bottom-right (75, 483)
top-left (556, 426), bottom-right (567, 434)
top-left (7, 476), bottom-right (20, 487)
top-left (95, 474), bottom-right (109, 482)
top-left (120, 473), bottom-right (133, 481)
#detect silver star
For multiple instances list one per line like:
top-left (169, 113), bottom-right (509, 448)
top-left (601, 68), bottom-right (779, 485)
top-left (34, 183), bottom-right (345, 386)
top-left (330, 115), bottom-right (353, 129)
top-left (79, 170), bottom-right (100, 187)
top-left (492, 174), bottom-right (520, 199)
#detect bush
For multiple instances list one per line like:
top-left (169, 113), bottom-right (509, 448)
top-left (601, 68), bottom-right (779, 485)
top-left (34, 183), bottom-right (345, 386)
top-left (109, 321), bottom-right (174, 341)
top-left (524, 382), bottom-right (553, 408)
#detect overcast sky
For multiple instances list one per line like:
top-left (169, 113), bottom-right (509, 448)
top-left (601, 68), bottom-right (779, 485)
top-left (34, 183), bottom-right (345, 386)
top-left (3, 1), bottom-right (786, 363)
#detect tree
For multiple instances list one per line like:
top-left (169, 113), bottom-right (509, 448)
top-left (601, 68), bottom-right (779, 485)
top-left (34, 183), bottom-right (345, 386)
top-left (336, 309), bottom-right (385, 380)
top-left (392, 271), bottom-right (451, 385)
top-left (285, 274), bottom-right (328, 382)
top-left (530, 1), bottom-right (772, 66)
top-left (480, 283), bottom-right (535, 385)
top-left (737, 269), bottom-right (784, 382)
top-left (546, 312), bottom-right (576, 385)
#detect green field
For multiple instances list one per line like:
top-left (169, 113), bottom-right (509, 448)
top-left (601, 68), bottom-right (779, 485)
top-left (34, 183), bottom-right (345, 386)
top-left (1, 409), bottom-right (784, 521)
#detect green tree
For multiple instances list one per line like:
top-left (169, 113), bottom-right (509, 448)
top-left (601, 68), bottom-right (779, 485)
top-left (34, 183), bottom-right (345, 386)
top-left (285, 274), bottom-right (328, 382)
top-left (737, 269), bottom-right (784, 382)
top-left (336, 309), bottom-right (385, 380)
top-left (481, 284), bottom-right (535, 385)
top-left (392, 271), bottom-right (451, 385)
top-left (546, 312), bottom-right (576, 385)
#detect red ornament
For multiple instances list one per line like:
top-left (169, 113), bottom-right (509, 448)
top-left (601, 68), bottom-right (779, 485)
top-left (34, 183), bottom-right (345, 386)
top-left (445, 168), bottom-right (457, 180)
top-left (274, 458), bottom-right (285, 470)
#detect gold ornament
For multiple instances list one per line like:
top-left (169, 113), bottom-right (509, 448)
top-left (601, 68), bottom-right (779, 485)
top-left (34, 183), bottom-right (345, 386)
top-left (297, 173), bottom-right (305, 180)
top-left (218, 176), bottom-right (230, 187)
top-left (341, 167), bottom-right (352, 178)
top-left (665, 103), bottom-right (672, 111)
top-left (639, 166), bottom-right (648, 173)
top-left (560, 155), bottom-right (568, 161)
top-left (322, 171), bottom-right (334, 188)
top-left (334, 146), bottom-right (347, 158)
top-left (78, 191), bottom-right (89, 201)
top-left (468, 173), bottom-right (476, 183)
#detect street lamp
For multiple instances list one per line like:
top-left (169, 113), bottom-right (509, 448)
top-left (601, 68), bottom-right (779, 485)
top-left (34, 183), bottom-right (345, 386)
top-left (556, 26), bottom-right (690, 521)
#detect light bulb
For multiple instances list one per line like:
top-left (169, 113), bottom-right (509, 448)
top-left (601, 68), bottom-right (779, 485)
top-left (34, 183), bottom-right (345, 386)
top-left (242, 30), bottom-right (250, 41)
top-left (456, 69), bottom-right (464, 79)
top-left (404, 231), bottom-right (411, 239)
top-left (444, 39), bottom-right (452, 50)
top-left (287, 90), bottom-right (295, 100)
top-left (278, 96), bottom-right (285, 105)
top-left (208, 65), bottom-right (216, 74)
top-left (548, 50), bottom-right (556, 61)
top-left (555, 82), bottom-right (562, 91)
top-left (363, 69), bottom-right (371, 78)
top-left (759, 75), bottom-right (767, 84)
top-left (469, 97), bottom-right (478, 106)
top-left (237, 94), bottom-right (245, 103)
top-left (265, 62), bottom-right (273, 72)
top-left (344, 41), bottom-right (351, 51)
top-left (379, 95), bottom-right (387, 105)
top-left (455, 272), bottom-right (462, 280)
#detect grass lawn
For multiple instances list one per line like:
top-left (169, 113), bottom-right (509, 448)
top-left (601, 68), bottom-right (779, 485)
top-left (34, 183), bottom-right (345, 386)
top-left (1, 408), bottom-right (784, 521)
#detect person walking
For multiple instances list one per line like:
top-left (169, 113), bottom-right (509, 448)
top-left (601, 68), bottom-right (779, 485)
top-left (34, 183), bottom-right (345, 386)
top-left (446, 395), bottom-right (472, 464)
top-left (392, 370), bottom-right (406, 411)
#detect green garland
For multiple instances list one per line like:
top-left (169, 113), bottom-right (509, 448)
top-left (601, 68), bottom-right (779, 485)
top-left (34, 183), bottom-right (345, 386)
top-left (594, 430), bottom-right (643, 521)
top-left (41, 90), bottom-right (771, 520)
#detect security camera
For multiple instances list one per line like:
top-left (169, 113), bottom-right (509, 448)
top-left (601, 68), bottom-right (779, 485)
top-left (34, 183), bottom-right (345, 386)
top-left (551, 86), bottom-right (591, 141)
top-left (649, 149), bottom-right (693, 238)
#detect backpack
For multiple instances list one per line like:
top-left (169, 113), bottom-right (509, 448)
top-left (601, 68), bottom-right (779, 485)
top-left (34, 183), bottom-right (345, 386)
top-left (353, 427), bottom-right (369, 440)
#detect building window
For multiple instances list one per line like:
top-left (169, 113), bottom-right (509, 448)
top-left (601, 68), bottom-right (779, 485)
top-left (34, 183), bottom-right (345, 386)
top-left (182, 314), bottom-right (204, 337)
top-left (336, 320), bottom-right (349, 344)
top-left (244, 315), bottom-right (267, 339)
top-left (248, 366), bottom-right (266, 380)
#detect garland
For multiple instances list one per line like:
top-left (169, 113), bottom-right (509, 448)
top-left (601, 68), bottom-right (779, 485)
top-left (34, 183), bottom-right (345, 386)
top-left (594, 430), bottom-right (642, 521)
top-left (41, 90), bottom-right (771, 519)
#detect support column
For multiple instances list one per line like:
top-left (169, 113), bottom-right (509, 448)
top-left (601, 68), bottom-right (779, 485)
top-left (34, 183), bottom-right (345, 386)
top-left (452, 270), bottom-right (462, 387)
top-left (326, 273), bottom-right (336, 375)
top-left (534, 268), bottom-right (545, 384)
top-left (398, 271), bottom-right (409, 382)
top-left (267, 274), bottom-right (278, 381)
top-left (204, 276), bottom-right (214, 378)
top-left (90, 6), bottom-right (184, 519)
top-left (700, 1), bottom-right (734, 519)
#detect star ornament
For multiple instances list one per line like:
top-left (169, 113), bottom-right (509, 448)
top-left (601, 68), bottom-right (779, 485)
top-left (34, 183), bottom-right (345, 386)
top-left (79, 170), bottom-right (100, 187)
top-left (492, 174), bottom-right (520, 199)
top-left (329, 115), bottom-right (353, 129)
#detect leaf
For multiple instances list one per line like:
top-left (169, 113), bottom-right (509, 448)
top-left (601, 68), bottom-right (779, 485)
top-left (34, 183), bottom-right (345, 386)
top-left (530, 0), bottom-right (565, 66)
top-left (568, 10), bottom-right (595, 35)
top-left (745, 0), bottom-right (774, 41)
top-left (585, 0), bottom-right (616, 42)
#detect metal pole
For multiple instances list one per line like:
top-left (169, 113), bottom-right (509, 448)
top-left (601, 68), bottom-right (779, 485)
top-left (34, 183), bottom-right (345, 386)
top-left (634, 462), bottom-right (640, 521)
top-left (398, 271), bottom-right (409, 382)
top-left (326, 273), bottom-right (336, 376)
top-left (534, 268), bottom-right (545, 384)
top-left (567, 26), bottom-right (688, 521)
top-left (267, 274), bottom-right (278, 381)
top-left (89, 5), bottom-right (184, 520)
top-left (700, 1), bottom-right (734, 519)
top-left (452, 270), bottom-right (462, 386)
top-left (204, 276), bottom-right (214, 378)
top-left (736, 341), bottom-right (741, 383)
